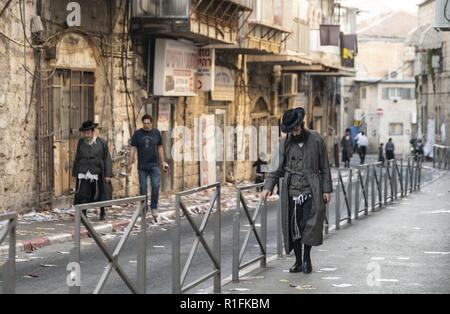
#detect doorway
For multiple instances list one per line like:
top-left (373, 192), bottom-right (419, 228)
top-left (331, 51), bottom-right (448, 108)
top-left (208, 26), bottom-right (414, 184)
top-left (50, 69), bottom-right (95, 198)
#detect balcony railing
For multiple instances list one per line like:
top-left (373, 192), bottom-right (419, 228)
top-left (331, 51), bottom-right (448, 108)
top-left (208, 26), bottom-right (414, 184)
top-left (132, 0), bottom-right (253, 19)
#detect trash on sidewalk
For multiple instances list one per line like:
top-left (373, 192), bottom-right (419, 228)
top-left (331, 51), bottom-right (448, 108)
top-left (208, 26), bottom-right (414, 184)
top-left (229, 288), bottom-right (250, 292)
top-left (332, 283), bottom-right (354, 288)
top-left (320, 268), bottom-right (338, 272)
top-left (40, 264), bottom-right (57, 268)
top-left (24, 274), bottom-right (39, 279)
top-left (240, 276), bottom-right (264, 281)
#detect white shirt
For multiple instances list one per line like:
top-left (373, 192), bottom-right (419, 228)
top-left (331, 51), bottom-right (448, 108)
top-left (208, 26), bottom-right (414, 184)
top-left (357, 135), bottom-right (369, 147)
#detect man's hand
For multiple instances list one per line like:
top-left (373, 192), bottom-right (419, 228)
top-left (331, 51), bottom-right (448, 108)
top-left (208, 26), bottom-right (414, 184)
top-left (323, 193), bottom-right (331, 204)
top-left (105, 177), bottom-right (112, 183)
top-left (162, 162), bottom-right (170, 173)
top-left (260, 189), bottom-right (272, 201)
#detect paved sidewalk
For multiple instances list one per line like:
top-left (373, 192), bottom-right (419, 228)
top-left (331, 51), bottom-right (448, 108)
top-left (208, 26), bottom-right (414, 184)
top-left (224, 172), bottom-right (450, 294)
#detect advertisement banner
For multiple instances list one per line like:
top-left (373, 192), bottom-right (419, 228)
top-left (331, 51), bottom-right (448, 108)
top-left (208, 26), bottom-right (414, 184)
top-left (154, 39), bottom-right (198, 97)
top-left (197, 48), bottom-right (215, 92)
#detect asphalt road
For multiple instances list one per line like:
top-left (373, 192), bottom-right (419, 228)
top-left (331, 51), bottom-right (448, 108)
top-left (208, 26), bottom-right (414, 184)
top-left (1, 164), bottom-right (439, 294)
top-left (5, 200), bottom-right (281, 294)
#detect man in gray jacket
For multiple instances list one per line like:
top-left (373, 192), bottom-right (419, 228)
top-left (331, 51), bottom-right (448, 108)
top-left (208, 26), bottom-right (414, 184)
top-left (261, 108), bottom-right (333, 274)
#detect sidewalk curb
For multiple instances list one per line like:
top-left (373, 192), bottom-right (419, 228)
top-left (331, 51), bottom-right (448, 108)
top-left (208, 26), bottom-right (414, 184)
top-left (0, 220), bottom-right (130, 257)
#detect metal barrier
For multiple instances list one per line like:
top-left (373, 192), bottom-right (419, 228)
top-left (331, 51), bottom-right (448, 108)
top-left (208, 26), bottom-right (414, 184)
top-left (71, 196), bottom-right (148, 294)
top-left (172, 183), bottom-right (221, 294)
top-left (330, 158), bottom-right (423, 230)
top-left (0, 213), bottom-right (16, 294)
top-left (433, 145), bottom-right (450, 170)
top-left (232, 182), bottom-right (267, 283)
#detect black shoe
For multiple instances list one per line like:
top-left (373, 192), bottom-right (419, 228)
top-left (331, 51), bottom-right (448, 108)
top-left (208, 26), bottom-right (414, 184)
top-left (289, 263), bottom-right (303, 273)
top-left (302, 260), bottom-right (313, 274)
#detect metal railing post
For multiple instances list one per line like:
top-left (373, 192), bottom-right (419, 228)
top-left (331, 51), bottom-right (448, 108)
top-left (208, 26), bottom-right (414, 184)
top-left (70, 208), bottom-right (81, 294)
top-left (335, 172), bottom-right (341, 230)
top-left (347, 169), bottom-right (353, 224)
top-left (433, 146), bottom-right (436, 168)
top-left (232, 188), bottom-right (241, 283)
top-left (384, 162), bottom-right (388, 205)
top-left (277, 178), bottom-right (283, 257)
top-left (365, 165), bottom-right (370, 215)
top-left (405, 159), bottom-right (410, 195)
top-left (214, 184), bottom-right (221, 294)
top-left (137, 199), bottom-right (147, 294)
top-left (355, 169), bottom-right (360, 220)
top-left (418, 156), bottom-right (423, 189)
top-left (378, 165), bottom-right (383, 208)
top-left (393, 160), bottom-right (398, 200)
top-left (172, 194), bottom-right (181, 294)
top-left (1, 214), bottom-right (17, 294)
top-left (400, 159), bottom-right (404, 198)
top-left (371, 165), bottom-right (376, 211)
top-left (261, 198), bottom-right (267, 269)
top-left (6, 219), bottom-right (16, 295)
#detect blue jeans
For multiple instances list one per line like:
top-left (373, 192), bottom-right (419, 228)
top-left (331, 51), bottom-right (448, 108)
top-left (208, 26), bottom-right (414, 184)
top-left (138, 165), bottom-right (161, 210)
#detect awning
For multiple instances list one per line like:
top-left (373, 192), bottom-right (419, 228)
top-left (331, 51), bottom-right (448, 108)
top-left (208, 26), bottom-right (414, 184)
top-left (405, 24), bottom-right (429, 47)
top-left (247, 53), bottom-right (312, 65)
top-left (283, 63), bottom-right (356, 77)
top-left (419, 25), bottom-right (443, 50)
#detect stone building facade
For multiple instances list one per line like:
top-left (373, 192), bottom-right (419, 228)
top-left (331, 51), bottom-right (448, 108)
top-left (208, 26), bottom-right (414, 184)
top-left (0, 0), bottom-right (356, 213)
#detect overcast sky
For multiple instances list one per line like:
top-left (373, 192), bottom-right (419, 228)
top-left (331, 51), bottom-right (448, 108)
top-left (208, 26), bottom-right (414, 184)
top-left (341, 0), bottom-right (423, 17)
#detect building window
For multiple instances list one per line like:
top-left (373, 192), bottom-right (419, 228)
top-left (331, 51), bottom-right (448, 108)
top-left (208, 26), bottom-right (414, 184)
top-left (361, 87), bottom-right (366, 99)
top-left (382, 88), bottom-right (415, 100)
top-left (389, 123), bottom-right (404, 136)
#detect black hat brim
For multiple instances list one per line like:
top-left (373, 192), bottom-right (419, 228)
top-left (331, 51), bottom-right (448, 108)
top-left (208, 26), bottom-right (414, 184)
top-left (280, 108), bottom-right (305, 133)
top-left (79, 124), bottom-right (98, 132)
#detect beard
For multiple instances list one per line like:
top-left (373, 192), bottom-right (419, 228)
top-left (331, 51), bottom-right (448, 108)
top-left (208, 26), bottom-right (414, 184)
top-left (291, 129), bottom-right (308, 143)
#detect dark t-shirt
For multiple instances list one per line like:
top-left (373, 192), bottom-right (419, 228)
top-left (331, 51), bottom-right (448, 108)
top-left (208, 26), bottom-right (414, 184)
top-left (131, 128), bottom-right (163, 170)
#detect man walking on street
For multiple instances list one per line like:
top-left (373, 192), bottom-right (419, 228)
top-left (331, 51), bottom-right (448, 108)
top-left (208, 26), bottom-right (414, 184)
top-left (129, 114), bottom-right (169, 221)
top-left (340, 129), bottom-right (353, 168)
top-left (356, 131), bottom-right (368, 164)
top-left (378, 143), bottom-right (386, 166)
top-left (73, 121), bottom-right (113, 220)
top-left (385, 138), bottom-right (395, 161)
top-left (261, 107), bottom-right (333, 274)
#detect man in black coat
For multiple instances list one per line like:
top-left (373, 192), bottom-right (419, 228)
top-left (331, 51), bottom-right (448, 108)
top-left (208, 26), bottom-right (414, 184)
top-left (261, 108), bottom-right (333, 274)
top-left (73, 121), bottom-right (113, 220)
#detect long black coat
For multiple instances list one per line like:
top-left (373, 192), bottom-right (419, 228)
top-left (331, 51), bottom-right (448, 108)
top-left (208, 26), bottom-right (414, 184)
top-left (72, 137), bottom-right (113, 203)
top-left (265, 130), bottom-right (333, 252)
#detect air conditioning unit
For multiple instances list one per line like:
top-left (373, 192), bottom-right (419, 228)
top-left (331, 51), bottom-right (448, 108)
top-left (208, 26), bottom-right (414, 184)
top-left (432, 55), bottom-right (441, 69)
top-left (281, 74), bottom-right (298, 96)
top-left (435, 0), bottom-right (450, 31)
top-left (132, 0), bottom-right (189, 18)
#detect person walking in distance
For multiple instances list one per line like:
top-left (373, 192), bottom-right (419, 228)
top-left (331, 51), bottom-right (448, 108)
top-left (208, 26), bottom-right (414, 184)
top-left (129, 114), bottom-right (169, 221)
top-left (385, 138), bottom-right (395, 161)
top-left (356, 131), bottom-right (368, 164)
top-left (340, 129), bottom-right (353, 168)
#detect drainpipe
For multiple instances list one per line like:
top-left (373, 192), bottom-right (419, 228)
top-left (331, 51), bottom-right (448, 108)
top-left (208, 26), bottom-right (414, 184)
top-left (272, 65), bottom-right (282, 117)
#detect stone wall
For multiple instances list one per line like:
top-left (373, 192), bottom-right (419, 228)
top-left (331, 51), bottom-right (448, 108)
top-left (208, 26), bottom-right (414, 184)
top-left (0, 0), bottom-right (38, 213)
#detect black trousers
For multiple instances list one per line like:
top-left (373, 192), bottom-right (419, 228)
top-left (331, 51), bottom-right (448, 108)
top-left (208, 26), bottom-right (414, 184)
top-left (288, 195), bottom-right (313, 243)
top-left (359, 146), bottom-right (367, 164)
top-left (74, 178), bottom-right (105, 218)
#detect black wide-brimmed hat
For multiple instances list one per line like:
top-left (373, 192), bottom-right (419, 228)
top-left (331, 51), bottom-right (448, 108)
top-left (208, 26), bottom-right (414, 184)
top-left (280, 107), bottom-right (305, 133)
top-left (79, 120), bottom-right (98, 132)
